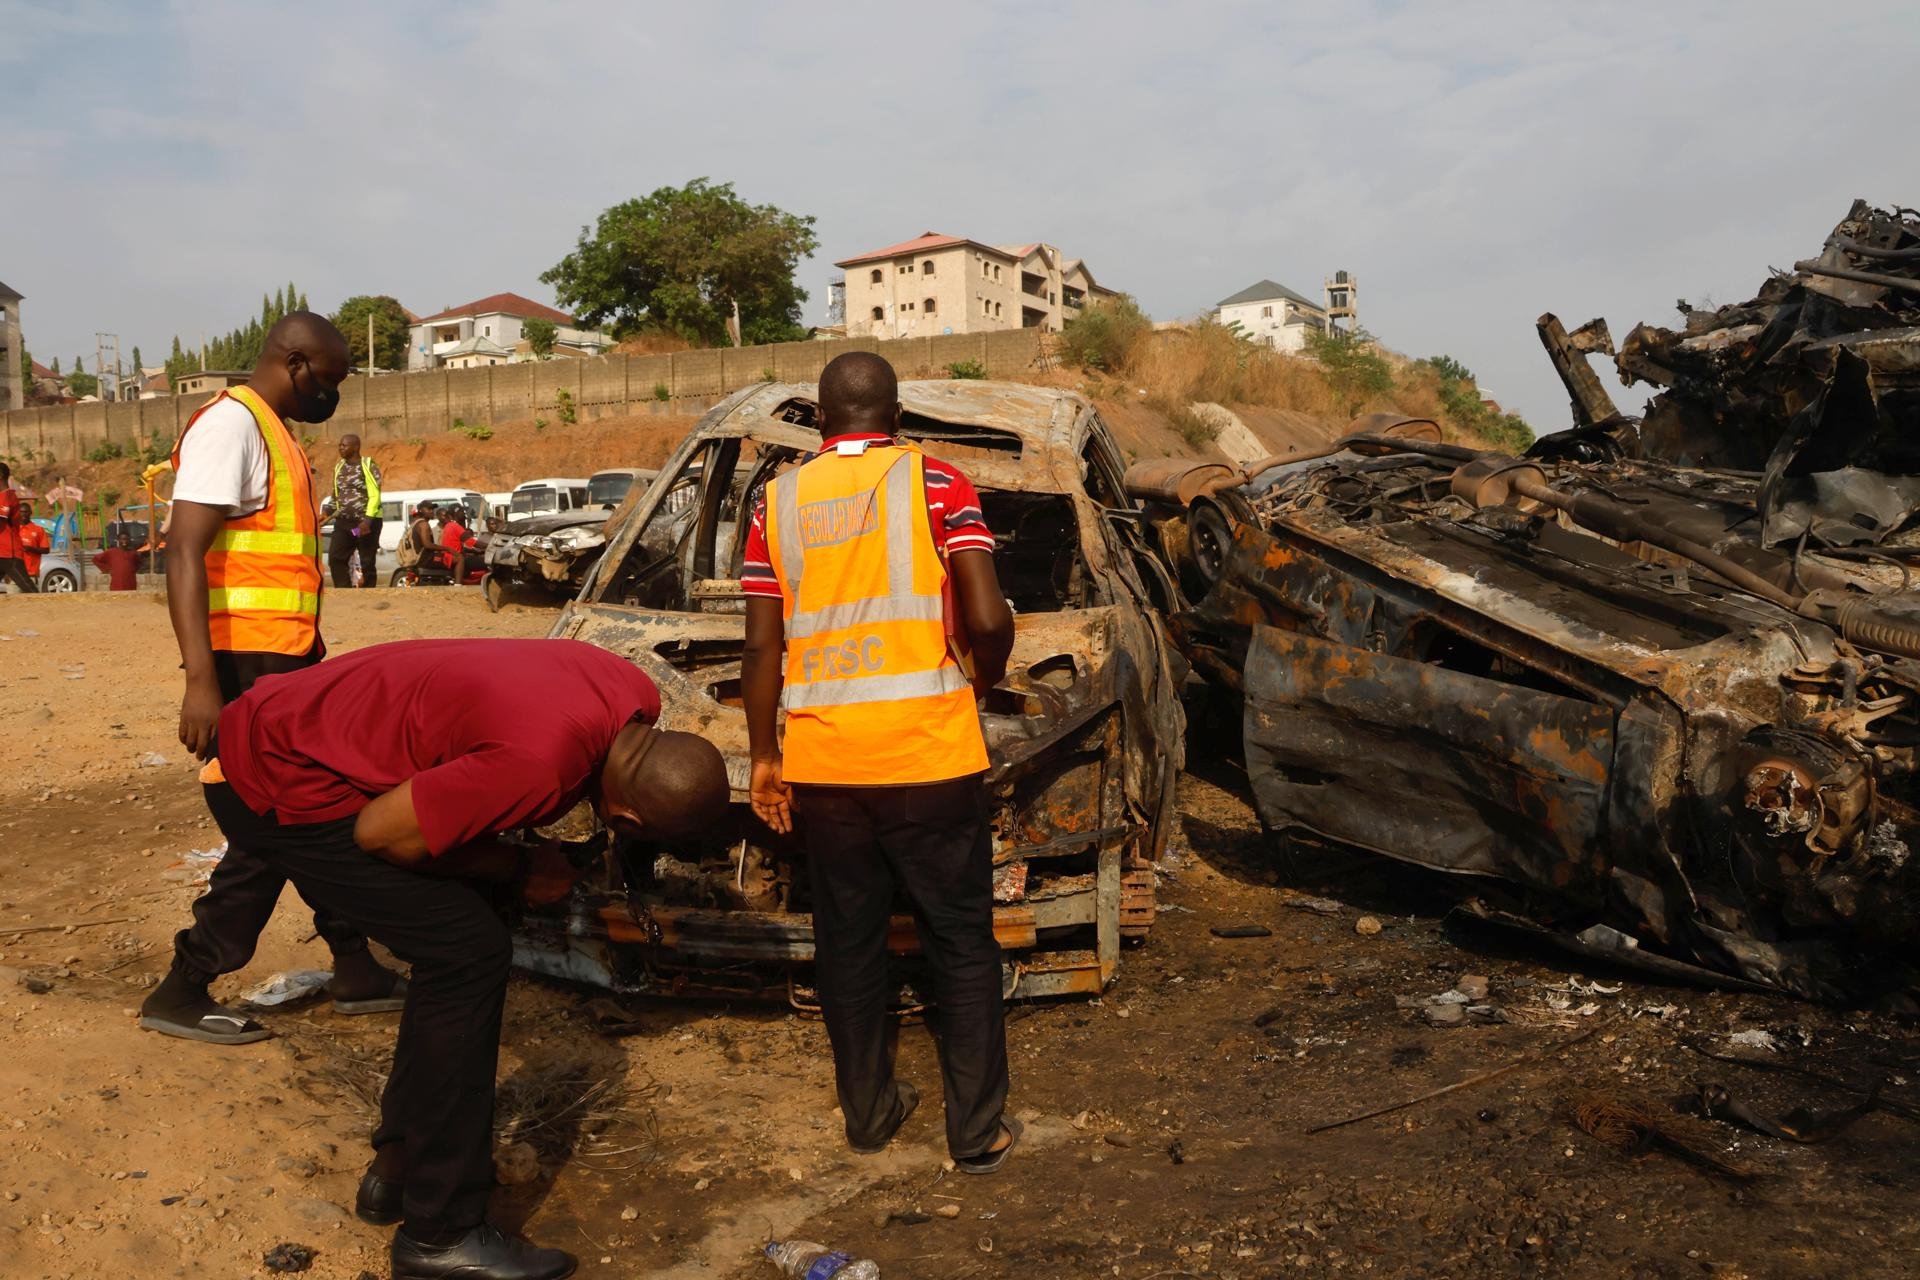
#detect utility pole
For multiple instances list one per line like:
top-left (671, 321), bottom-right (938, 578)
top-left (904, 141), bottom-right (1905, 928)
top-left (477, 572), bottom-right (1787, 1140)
top-left (369, 312), bottom-right (376, 373)
top-left (95, 332), bottom-right (117, 401)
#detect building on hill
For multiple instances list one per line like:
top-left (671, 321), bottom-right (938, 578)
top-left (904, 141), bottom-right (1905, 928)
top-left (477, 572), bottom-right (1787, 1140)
top-left (176, 370), bottom-right (250, 397)
top-left (407, 292), bottom-right (612, 370)
top-left (834, 232), bottom-right (1117, 340)
top-left (1213, 279), bottom-right (1337, 353)
top-left (441, 335), bottom-right (514, 369)
top-left (0, 279), bottom-right (21, 412)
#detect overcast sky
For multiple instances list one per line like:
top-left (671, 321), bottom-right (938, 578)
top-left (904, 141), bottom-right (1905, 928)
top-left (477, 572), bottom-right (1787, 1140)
top-left (6, 0), bottom-right (1915, 428)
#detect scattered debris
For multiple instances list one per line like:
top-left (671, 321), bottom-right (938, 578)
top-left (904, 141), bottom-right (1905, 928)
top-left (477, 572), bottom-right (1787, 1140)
top-left (1167, 1139), bottom-right (1186, 1165)
top-left (1283, 896), bottom-right (1344, 916)
top-left (935, 1203), bottom-right (962, 1219)
top-left (240, 970), bottom-right (332, 1009)
top-left (1209, 923), bottom-right (1272, 939)
top-left (1729, 1029), bottom-right (1779, 1053)
top-left (137, 752), bottom-right (171, 768)
top-left (493, 1141), bottom-right (542, 1186)
top-left (1567, 1089), bottom-right (1753, 1181)
top-left (261, 1242), bottom-right (316, 1273)
top-left (1309, 1025), bottom-right (1604, 1134)
top-left (1692, 1080), bottom-right (1881, 1144)
top-left (1353, 916), bottom-right (1382, 937)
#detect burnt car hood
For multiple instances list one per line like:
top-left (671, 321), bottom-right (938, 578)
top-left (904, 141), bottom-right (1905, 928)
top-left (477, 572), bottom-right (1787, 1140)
top-left (506, 510), bottom-right (609, 537)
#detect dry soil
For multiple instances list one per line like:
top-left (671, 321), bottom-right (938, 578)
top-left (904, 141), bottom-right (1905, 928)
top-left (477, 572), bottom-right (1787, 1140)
top-left (2, 591), bottom-right (1918, 1280)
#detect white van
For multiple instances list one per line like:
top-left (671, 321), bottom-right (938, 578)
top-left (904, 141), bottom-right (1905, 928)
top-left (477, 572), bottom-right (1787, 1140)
top-left (376, 489), bottom-right (488, 553)
top-left (507, 477), bottom-right (591, 523)
top-left (484, 492), bottom-right (512, 522)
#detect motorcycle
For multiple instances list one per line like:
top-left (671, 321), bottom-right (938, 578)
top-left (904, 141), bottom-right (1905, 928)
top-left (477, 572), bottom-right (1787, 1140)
top-left (388, 549), bottom-right (487, 588)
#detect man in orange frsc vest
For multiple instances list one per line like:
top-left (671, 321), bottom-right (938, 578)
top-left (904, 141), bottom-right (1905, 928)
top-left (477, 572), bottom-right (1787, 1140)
top-left (742, 352), bottom-right (1021, 1173)
top-left (140, 313), bottom-right (404, 1045)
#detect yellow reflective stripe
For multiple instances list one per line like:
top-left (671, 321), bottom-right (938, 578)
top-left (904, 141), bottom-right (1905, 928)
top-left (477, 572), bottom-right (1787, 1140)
top-left (232, 387), bottom-right (299, 531)
top-left (211, 530), bottom-right (320, 555)
top-left (206, 587), bottom-right (321, 614)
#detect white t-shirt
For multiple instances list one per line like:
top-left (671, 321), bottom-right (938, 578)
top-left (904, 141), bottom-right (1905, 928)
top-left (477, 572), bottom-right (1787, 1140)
top-left (172, 397), bottom-right (271, 517)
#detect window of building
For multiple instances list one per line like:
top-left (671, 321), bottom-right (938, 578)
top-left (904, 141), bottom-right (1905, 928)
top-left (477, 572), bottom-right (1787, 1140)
top-left (1261, 305), bottom-right (1273, 318)
top-left (903, 301), bottom-right (914, 311)
top-left (870, 268), bottom-right (882, 284)
top-left (924, 298), bottom-right (936, 315)
top-left (982, 298), bottom-right (991, 316)
top-left (993, 264), bottom-right (1002, 281)
top-left (871, 306), bottom-right (884, 321)
top-left (922, 259), bottom-right (936, 276)
top-left (982, 261), bottom-right (990, 279)
top-left (994, 301), bottom-right (1002, 317)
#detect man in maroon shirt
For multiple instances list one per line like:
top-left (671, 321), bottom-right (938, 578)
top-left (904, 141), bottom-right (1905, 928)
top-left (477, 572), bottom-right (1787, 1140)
top-left (92, 531), bottom-right (142, 591)
top-left (203, 637), bottom-right (727, 1280)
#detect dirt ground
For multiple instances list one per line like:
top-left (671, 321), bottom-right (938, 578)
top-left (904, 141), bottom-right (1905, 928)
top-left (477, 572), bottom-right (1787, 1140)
top-left (4, 591), bottom-right (1920, 1280)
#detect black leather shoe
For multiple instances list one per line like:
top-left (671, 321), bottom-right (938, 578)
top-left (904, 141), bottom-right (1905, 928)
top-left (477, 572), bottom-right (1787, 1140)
top-left (354, 1166), bottom-right (403, 1226)
top-left (390, 1223), bottom-right (577, 1280)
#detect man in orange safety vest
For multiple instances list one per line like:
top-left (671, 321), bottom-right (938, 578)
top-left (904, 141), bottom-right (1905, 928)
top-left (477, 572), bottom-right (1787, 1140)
top-left (742, 351), bottom-right (1021, 1173)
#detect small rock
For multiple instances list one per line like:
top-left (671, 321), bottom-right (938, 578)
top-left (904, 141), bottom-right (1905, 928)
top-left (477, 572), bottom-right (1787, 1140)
top-left (1354, 916), bottom-right (1382, 937)
top-left (292, 1198), bottom-right (347, 1225)
top-left (493, 1142), bottom-right (541, 1186)
top-left (786, 1167), bottom-right (804, 1182)
top-left (1424, 1002), bottom-right (1467, 1028)
top-left (3, 1191), bottom-right (16, 1201)
top-left (1104, 1131), bottom-right (1133, 1148)
top-left (184, 1196), bottom-right (208, 1208)
top-left (1455, 974), bottom-right (1490, 1001)
top-left (73, 1218), bottom-right (102, 1231)
top-left (935, 1203), bottom-right (962, 1219)
top-left (274, 1155), bottom-right (319, 1180)
top-left (693, 1177), bottom-right (711, 1192)
top-left (21, 977), bottom-right (51, 995)
top-left (262, 1241), bottom-right (317, 1273)
top-left (872, 1210), bottom-right (891, 1229)
top-left (619, 1206), bottom-right (638, 1221)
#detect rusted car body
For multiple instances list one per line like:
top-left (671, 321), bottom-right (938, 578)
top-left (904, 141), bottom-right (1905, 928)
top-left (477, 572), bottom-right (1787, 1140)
top-left (1143, 425), bottom-right (1920, 1002)
top-left (1133, 205), bottom-right (1920, 1002)
top-left (517, 380), bottom-right (1185, 1002)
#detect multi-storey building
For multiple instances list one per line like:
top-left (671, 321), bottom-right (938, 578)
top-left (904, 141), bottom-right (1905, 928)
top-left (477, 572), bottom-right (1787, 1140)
top-left (835, 232), bottom-right (1116, 339)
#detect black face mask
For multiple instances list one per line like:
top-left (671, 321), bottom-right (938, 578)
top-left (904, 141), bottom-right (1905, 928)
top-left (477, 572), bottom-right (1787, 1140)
top-left (291, 360), bottom-right (340, 423)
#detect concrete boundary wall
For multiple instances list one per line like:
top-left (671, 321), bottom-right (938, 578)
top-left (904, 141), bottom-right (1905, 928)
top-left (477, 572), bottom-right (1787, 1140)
top-left (0, 329), bottom-right (1044, 466)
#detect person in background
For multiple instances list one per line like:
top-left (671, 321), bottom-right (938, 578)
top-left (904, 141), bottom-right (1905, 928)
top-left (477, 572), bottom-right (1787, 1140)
top-left (0, 461), bottom-right (34, 593)
top-left (139, 311), bottom-right (405, 1045)
top-left (93, 531), bottom-right (141, 592)
top-left (328, 434), bottom-right (383, 589)
top-left (741, 352), bottom-right (1021, 1173)
top-left (437, 504), bottom-right (474, 582)
top-left (17, 501), bottom-right (50, 582)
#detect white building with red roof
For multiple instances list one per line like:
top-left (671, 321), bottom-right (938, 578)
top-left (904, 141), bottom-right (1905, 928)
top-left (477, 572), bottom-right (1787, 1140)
top-left (834, 232), bottom-right (1116, 340)
top-left (406, 291), bottom-right (612, 370)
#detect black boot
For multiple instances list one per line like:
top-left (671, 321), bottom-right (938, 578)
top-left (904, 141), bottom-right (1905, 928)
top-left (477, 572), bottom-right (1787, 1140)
top-left (354, 1165), bottom-right (404, 1226)
top-left (390, 1224), bottom-right (576, 1280)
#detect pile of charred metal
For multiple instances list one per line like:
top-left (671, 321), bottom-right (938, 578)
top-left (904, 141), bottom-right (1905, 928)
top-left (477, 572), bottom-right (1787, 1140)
top-left (1128, 200), bottom-right (1920, 1004)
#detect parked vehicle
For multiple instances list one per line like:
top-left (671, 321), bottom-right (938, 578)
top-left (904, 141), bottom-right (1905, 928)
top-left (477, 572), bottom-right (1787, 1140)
top-left (506, 477), bottom-right (590, 523)
top-left (483, 471), bottom-right (663, 611)
top-left (35, 550), bottom-right (83, 592)
top-left (515, 380), bottom-right (1187, 1003)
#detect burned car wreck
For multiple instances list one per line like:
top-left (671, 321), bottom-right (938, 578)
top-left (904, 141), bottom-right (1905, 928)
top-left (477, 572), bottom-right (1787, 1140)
top-left (483, 474), bottom-right (668, 611)
top-left (1135, 202), bottom-right (1920, 1003)
top-left (517, 380), bottom-right (1186, 1002)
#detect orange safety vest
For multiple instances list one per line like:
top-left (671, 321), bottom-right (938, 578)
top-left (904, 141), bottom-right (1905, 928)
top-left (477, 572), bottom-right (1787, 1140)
top-left (170, 386), bottom-right (322, 655)
top-left (764, 440), bottom-right (988, 786)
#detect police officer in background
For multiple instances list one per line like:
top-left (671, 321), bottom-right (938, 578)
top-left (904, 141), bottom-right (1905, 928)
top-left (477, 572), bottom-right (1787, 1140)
top-left (329, 433), bottom-right (383, 588)
top-left (741, 351), bottom-right (1021, 1173)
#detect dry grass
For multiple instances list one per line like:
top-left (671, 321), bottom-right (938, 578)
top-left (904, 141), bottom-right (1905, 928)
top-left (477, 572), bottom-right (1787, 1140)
top-left (1566, 1088), bottom-right (1753, 1180)
top-left (614, 329), bottom-right (696, 357)
top-left (288, 1031), bottom-right (664, 1172)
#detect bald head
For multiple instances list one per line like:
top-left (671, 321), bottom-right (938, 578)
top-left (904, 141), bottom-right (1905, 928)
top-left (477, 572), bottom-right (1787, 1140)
top-left (599, 724), bottom-right (730, 842)
top-left (818, 351), bottom-right (899, 436)
top-left (251, 311), bottom-right (349, 423)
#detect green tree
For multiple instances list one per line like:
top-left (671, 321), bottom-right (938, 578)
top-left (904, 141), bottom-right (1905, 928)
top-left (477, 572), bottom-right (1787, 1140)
top-left (542, 178), bottom-right (819, 347)
top-left (130, 345), bottom-right (143, 380)
top-left (522, 317), bottom-right (557, 359)
top-left (1416, 354), bottom-right (1534, 452)
top-left (1303, 326), bottom-right (1394, 416)
top-left (331, 294), bottom-right (412, 370)
top-left (50, 356), bottom-right (60, 376)
top-left (66, 355), bottom-right (98, 398)
top-left (1059, 295), bottom-right (1152, 371)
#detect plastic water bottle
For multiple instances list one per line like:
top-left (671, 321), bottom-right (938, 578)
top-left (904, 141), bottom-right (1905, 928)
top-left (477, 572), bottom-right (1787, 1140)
top-left (763, 1239), bottom-right (881, 1279)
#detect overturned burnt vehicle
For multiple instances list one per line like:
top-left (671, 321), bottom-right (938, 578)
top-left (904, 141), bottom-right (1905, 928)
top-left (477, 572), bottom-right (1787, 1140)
top-left (1133, 202), bottom-right (1920, 1003)
top-left (517, 380), bottom-right (1185, 1001)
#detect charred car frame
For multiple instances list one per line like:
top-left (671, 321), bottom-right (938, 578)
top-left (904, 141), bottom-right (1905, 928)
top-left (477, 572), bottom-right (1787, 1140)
top-left (517, 380), bottom-right (1186, 1002)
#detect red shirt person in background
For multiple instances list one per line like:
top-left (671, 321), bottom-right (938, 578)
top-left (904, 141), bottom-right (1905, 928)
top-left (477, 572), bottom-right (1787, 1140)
top-left (438, 506), bottom-right (474, 581)
top-left (0, 461), bottom-right (33, 593)
top-left (93, 532), bottom-right (142, 591)
top-left (17, 502), bottom-right (50, 580)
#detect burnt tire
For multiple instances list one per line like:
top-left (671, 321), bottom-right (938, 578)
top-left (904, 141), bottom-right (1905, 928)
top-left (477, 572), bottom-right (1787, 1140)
top-left (482, 572), bottom-right (506, 613)
top-left (1184, 496), bottom-right (1239, 598)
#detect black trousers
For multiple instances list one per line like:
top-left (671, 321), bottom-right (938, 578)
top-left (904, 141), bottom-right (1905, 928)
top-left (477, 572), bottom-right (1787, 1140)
top-left (328, 517), bottom-right (382, 588)
top-left (0, 555), bottom-right (35, 592)
top-left (171, 647), bottom-right (368, 981)
top-left (204, 782), bottom-right (508, 1234)
top-left (793, 774), bottom-right (1010, 1159)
